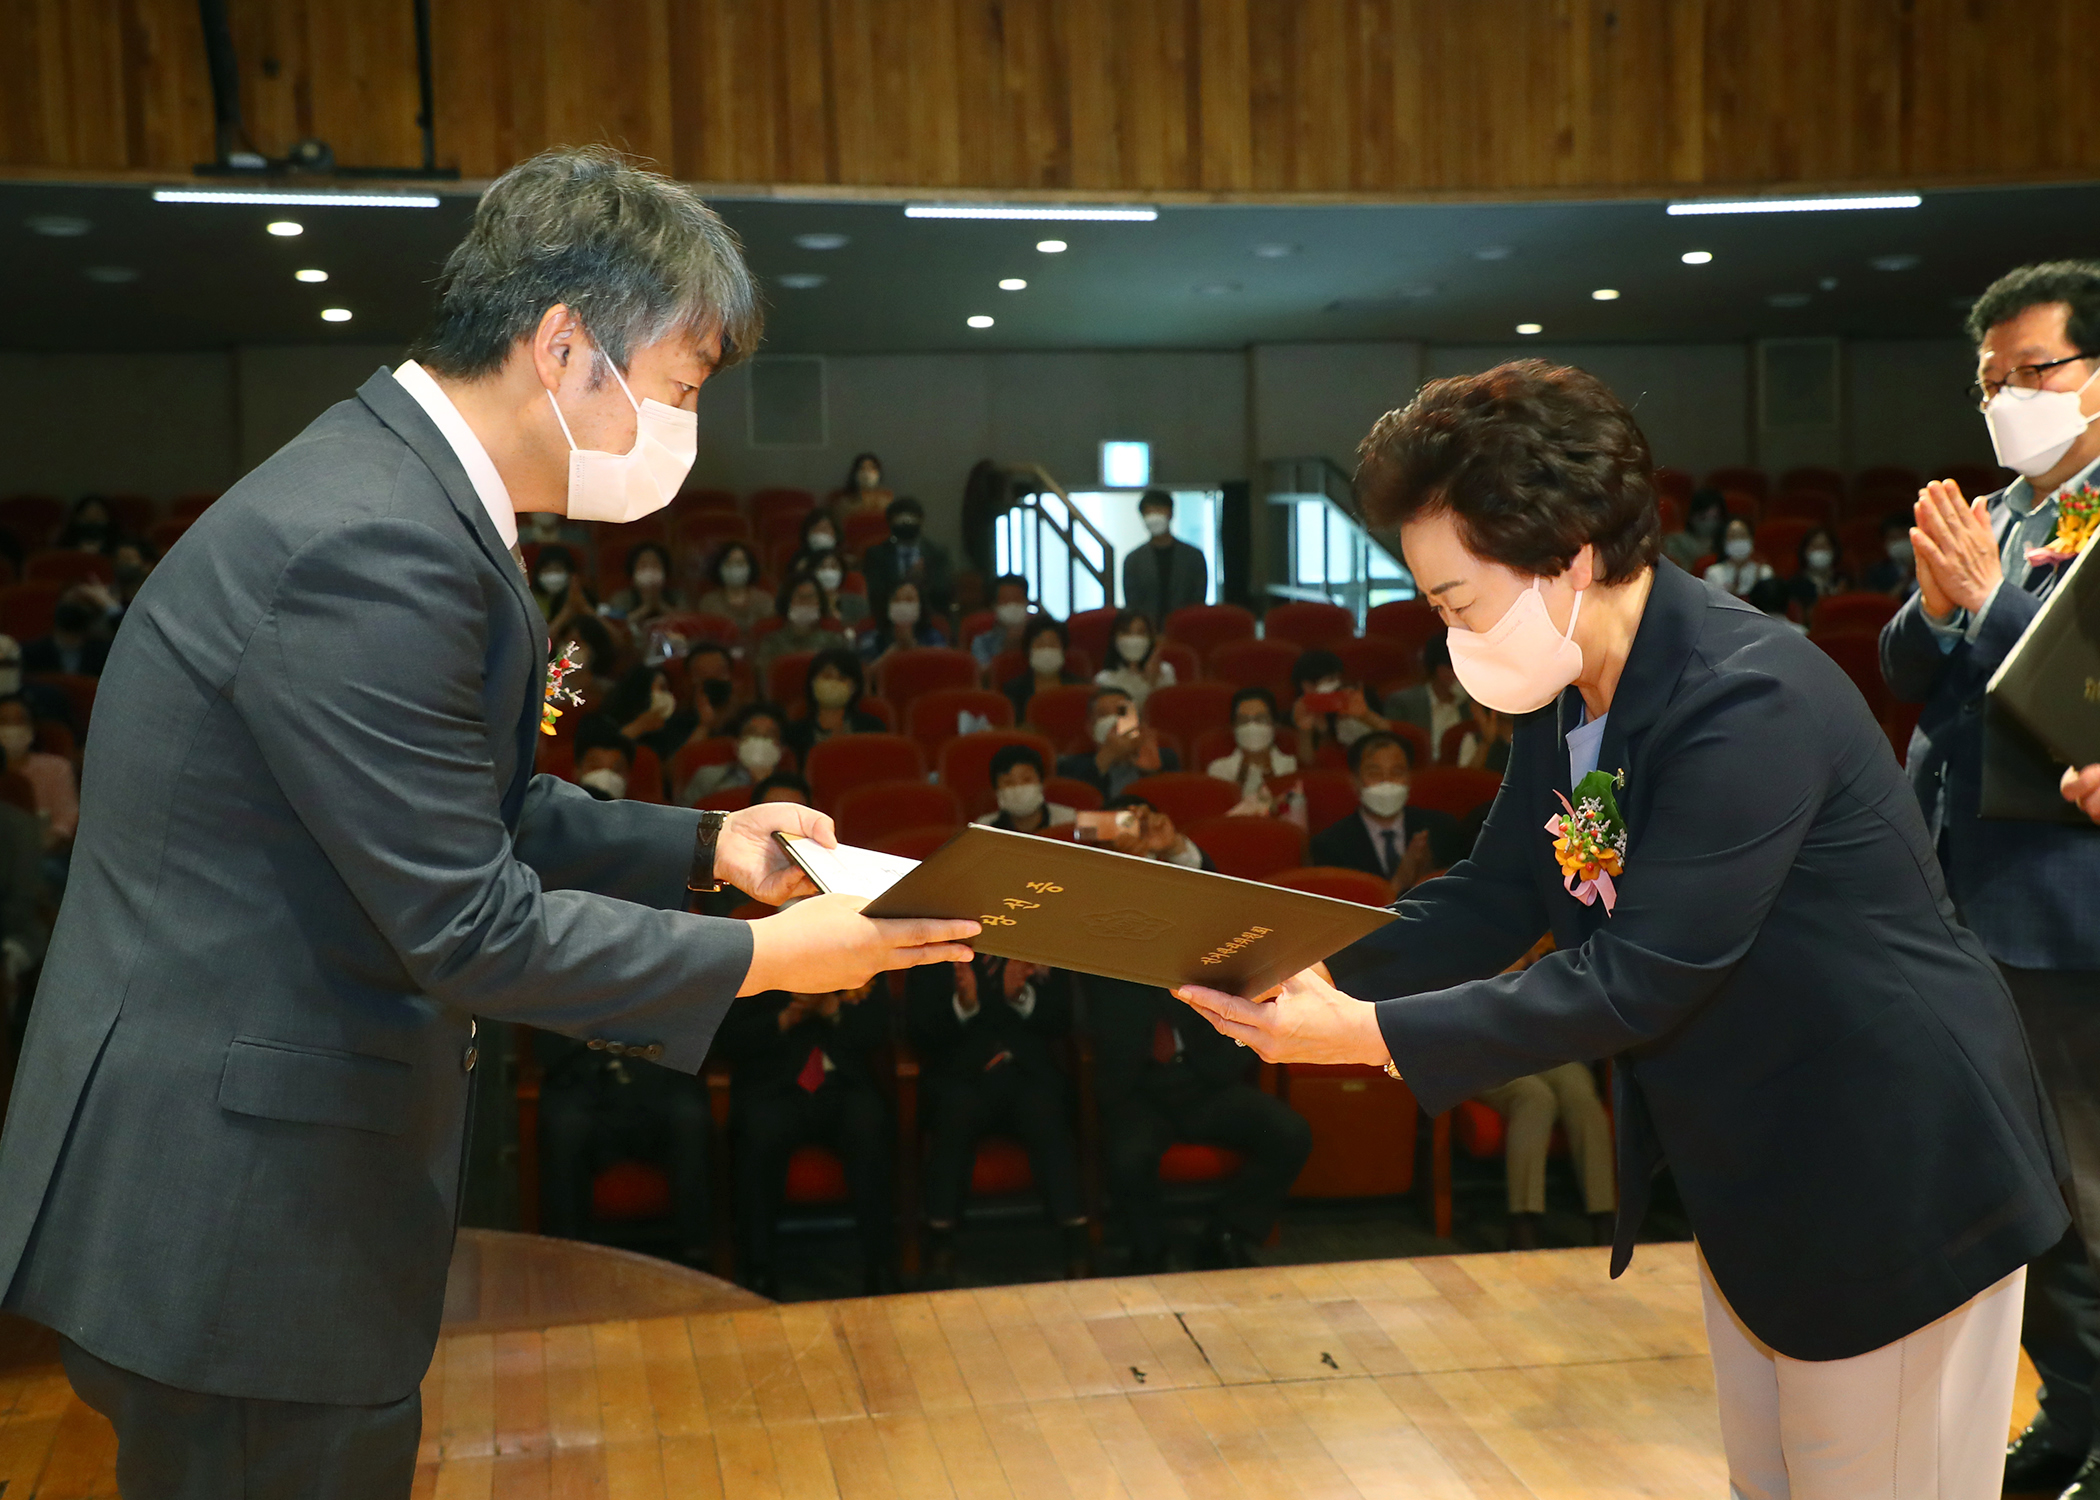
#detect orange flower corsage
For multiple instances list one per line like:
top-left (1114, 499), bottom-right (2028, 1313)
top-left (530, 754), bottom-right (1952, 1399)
top-left (2026, 484), bottom-right (2100, 567)
top-left (540, 641), bottom-right (584, 735)
top-left (1545, 770), bottom-right (1628, 915)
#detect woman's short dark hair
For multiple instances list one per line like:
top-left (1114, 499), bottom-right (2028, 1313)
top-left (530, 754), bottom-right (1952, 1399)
top-left (1966, 260), bottom-right (2100, 351)
top-left (751, 771), bottom-right (811, 803)
top-left (1027, 616), bottom-right (1069, 651)
top-left (711, 541), bottom-right (757, 588)
top-left (988, 744), bottom-right (1045, 784)
top-left (535, 543), bottom-right (578, 577)
top-left (844, 452), bottom-right (883, 490)
top-left (726, 701), bottom-right (784, 739)
top-left (1230, 685), bottom-right (1278, 719)
top-left (1108, 608), bottom-right (1154, 644)
top-left (803, 647), bottom-right (864, 712)
top-left (1798, 527), bottom-right (1837, 568)
top-left (625, 541), bottom-right (671, 579)
top-left (799, 510), bottom-right (838, 547)
top-left (886, 495), bottom-right (923, 524)
top-left (776, 572), bottom-right (823, 617)
top-left (1291, 648), bottom-right (1344, 691)
top-left (1355, 360), bottom-right (1662, 585)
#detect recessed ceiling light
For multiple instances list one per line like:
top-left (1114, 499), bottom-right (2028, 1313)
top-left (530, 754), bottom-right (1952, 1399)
top-left (1681, 250), bottom-right (1714, 265)
top-left (906, 203), bottom-right (1155, 221)
top-left (998, 277), bottom-right (1027, 291)
top-left (26, 215), bottom-right (91, 238)
top-left (321, 307), bottom-right (353, 322)
top-left (83, 266), bottom-right (139, 284)
top-left (1766, 292), bottom-right (1812, 308)
top-left (1592, 288), bottom-right (1620, 301)
top-left (966, 314), bottom-right (995, 329)
top-left (1870, 253), bottom-right (1921, 272)
top-left (1474, 245), bottom-right (1513, 262)
top-left (1035, 239), bottom-right (1068, 254)
top-left (267, 220), bottom-right (303, 237)
top-left (1668, 194), bottom-right (1920, 216)
top-left (1251, 243), bottom-right (1299, 259)
top-left (294, 268), bottom-right (329, 283)
top-left (777, 272), bottom-right (827, 290)
top-left (153, 189), bottom-right (440, 208)
top-left (1516, 323), bottom-right (1543, 335)
top-left (793, 233), bottom-right (849, 251)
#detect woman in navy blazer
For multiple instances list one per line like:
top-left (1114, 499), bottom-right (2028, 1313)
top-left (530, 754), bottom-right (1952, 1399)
top-left (1180, 362), bottom-right (2066, 1499)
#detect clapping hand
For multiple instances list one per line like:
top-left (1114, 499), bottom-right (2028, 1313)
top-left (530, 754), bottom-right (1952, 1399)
top-left (1912, 479), bottom-right (2000, 620)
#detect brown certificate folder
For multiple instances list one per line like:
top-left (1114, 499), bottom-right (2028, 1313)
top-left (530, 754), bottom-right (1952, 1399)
top-left (1985, 537), bottom-right (2100, 822)
top-left (782, 824), bottom-right (1395, 996)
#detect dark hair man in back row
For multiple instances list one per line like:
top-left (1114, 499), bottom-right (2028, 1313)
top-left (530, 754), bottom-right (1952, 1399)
top-left (1119, 489), bottom-right (1207, 626)
top-left (1880, 259), bottom-right (2100, 1497)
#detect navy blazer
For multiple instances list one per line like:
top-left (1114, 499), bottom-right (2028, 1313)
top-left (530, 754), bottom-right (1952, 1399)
top-left (1879, 487), bottom-right (2100, 970)
top-left (1327, 560), bottom-right (2065, 1361)
top-left (1308, 804), bottom-right (1466, 876)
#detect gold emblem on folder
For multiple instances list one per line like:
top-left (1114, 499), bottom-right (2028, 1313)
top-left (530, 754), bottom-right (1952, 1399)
top-left (1084, 909), bottom-right (1172, 942)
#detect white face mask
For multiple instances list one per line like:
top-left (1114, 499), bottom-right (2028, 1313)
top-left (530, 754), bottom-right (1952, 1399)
top-left (812, 677), bottom-right (854, 709)
top-left (1985, 365), bottom-right (2100, 477)
top-left (579, 767), bottom-right (628, 800)
top-left (738, 735), bottom-right (782, 774)
top-left (544, 358), bottom-right (697, 524)
top-left (996, 781), bottom-right (1046, 817)
top-left (650, 686), bottom-right (677, 718)
top-left (0, 668), bottom-right (20, 697)
top-left (537, 569), bottom-right (569, 595)
top-left (1234, 719), bottom-right (1275, 753)
top-left (807, 531), bottom-right (836, 552)
top-left (0, 725), bottom-right (31, 759)
top-left (1886, 537), bottom-right (1914, 564)
top-left (787, 602), bottom-right (821, 630)
top-left (1029, 645), bottom-right (1066, 676)
top-left (1092, 711), bottom-right (1131, 745)
top-left (1804, 548), bottom-right (1835, 572)
top-left (1313, 677), bottom-right (1343, 696)
top-left (1446, 576), bottom-right (1585, 715)
top-left (1360, 780), bottom-right (1409, 818)
top-left (1724, 537), bottom-right (1754, 561)
top-left (1115, 633), bottom-right (1151, 664)
top-left (719, 560), bottom-right (751, 588)
top-left (1142, 512), bottom-right (1170, 537)
top-left (815, 565), bottom-right (844, 592)
top-left (889, 599), bottom-right (921, 628)
top-left (1335, 718), bottom-right (1370, 746)
top-left (995, 601), bottom-right (1029, 628)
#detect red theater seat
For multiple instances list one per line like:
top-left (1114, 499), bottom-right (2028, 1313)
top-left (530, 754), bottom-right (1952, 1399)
top-left (1706, 466), bottom-right (1768, 500)
top-left (1144, 681), bottom-right (1237, 746)
top-left (937, 730), bottom-right (1057, 817)
top-left (805, 733), bottom-right (926, 813)
top-left (873, 648), bottom-right (979, 718)
top-left (591, 1161), bottom-right (672, 1221)
top-left (1408, 766), bottom-right (1503, 818)
top-left (1158, 1143), bottom-right (1244, 1184)
top-left (1268, 866), bottom-right (1394, 906)
top-left (1043, 776), bottom-right (1102, 812)
top-left (24, 552), bottom-right (115, 588)
top-left (1263, 601), bottom-right (1354, 651)
top-left (1065, 608), bottom-right (1121, 670)
top-left (1365, 600), bottom-right (1442, 658)
top-left (875, 824), bottom-right (964, 861)
top-left (907, 688), bottom-right (1014, 761)
top-left (1816, 633), bottom-right (1893, 718)
top-left (1184, 815), bottom-right (1306, 881)
top-left (835, 779), bottom-right (963, 846)
top-left (1123, 772), bottom-right (1237, 827)
top-left (1336, 637), bottom-right (1417, 697)
top-left (0, 497), bottom-right (63, 550)
top-left (1280, 768), bottom-right (1359, 834)
top-left (1209, 639), bottom-right (1299, 701)
top-left (1021, 683), bottom-right (1097, 750)
top-left (1812, 592), bottom-right (1901, 636)
top-left (1163, 603), bottom-right (1256, 659)
top-left (1282, 1064), bottom-right (1418, 1198)
top-left (1780, 466), bottom-right (1845, 497)
top-left (0, 583), bottom-right (62, 642)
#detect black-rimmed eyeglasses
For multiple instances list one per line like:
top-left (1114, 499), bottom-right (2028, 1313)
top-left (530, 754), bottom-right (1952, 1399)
top-left (1971, 353), bottom-right (2095, 408)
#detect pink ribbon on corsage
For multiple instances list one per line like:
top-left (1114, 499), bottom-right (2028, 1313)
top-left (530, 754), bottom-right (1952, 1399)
top-left (1545, 790), bottom-right (1623, 916)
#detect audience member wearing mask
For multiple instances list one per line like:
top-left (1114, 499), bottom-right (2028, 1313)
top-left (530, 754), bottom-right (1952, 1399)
top-left (718, 981), bottom-right (896, 1298)
top-left (755, 577), bottom-right (846, 682)
top-left (534, 1028), bottom-right (712, 1267)
top-left (1086, 810), bottom-right (1312, 1269)
top-left (861, 497), bottom-right (953, 618)
top-left (96, 537), bottom-right (156, 619)
top-left (833, 450), bottom-right (893, 520)
top-left (1119, 490), bottom-right (1208, 627)
top-left (1002, 618), bottom-right (1084, 726)
top-left (1703, 516), bottom-right (1773, 599)
top-left (1057, 687), bottom-right (1177, 800)
top-left (573, 728), bottom-right (636, 803)
top-left (1881, 261), bottom-right (2100, 1500)
top-left (0, 698), bottom-right (78, 849)
top-left (1861, 513), bottom-right (1920, 599)
top-left (907, 954), bottom-right (1090, 1287)
top-left (1289, 648), bottom-right (1387, 763)
top-left (682, 703), bottom-right (788, 804)
top-left (858, 580), bottom-right (948, 669)
top-left (1092, 608), bottom-right (1176, 708)
top-left (552, 616), bottom-right (617, 721)
top-left (795, 522), bottom-right (867, 630)
top-left (607, 664), bottom-right (699, 771)
top-left (1309, 731), bottom-right (1460, 897)
top-left (683, 642), bottom-right (738, 725)
top-left (696, 542), bottom-right (772, 641)
top-left (970, 574), bottom-right (1035, 671)
top-left (55, 496), bottom-right (116, 555)
top-left (750, 771), bottom-right (812, 806)
top-left (1097, 793), bottom-right (1205, 869)
top-left (606, 542), bottom-right (683, 631)
top-left (973, 744), bottom-right (1077, 834)
top-left (788, 510), bottom-right (852, 577)
top-left (0, 638), bottom-right (72, 732)
top-left (1205, 686), bottom-right (1297, 799)
top-left (1662, 487), bottom-right (1729, 572)
top-left (531, 543), bottom-right (601, 643)
top-left (517, 507), bottom-right (590, 550)
top-left (1454, 700), bottom-right (1514, 774)
top-left (785, 648), bottom-right (886, 761)
top-left (23, 589), bottom-right (112, 679)
top-left (1786, 527), bottom-right (1852, 621)
top-left (1382, 632), bottom-right (1471, 761)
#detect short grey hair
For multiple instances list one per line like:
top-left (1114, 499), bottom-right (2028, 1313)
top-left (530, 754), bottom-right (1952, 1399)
top-left (411, 145), bottom-right (762, 379)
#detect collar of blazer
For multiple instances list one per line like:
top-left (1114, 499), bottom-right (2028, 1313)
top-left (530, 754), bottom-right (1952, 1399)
top-left (353, 368), bottom-right (543, 650)
top-left (1551, 558), bottom-right (1706, 802)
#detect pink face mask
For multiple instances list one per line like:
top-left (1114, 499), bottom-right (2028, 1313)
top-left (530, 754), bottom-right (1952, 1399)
top-left (1445, 577), bottom-right (1584, 715)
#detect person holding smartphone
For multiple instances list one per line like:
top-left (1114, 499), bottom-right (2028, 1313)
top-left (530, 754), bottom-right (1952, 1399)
top-left (1056, 687), bottom-right (1178, 800)
top-left (1289, 648), bottom-right (1390, 764)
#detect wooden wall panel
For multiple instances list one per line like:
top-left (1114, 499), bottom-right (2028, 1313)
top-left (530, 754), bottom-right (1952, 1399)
top-left (6, 0), bottom-right (2098, 197)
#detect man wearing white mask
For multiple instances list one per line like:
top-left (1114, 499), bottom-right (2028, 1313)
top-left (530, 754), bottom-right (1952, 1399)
top-left (1881, 260), bottom-right (2100, 1500)
top-left (0, 147), bottom-right (979, 1495)
top-left (1119, 489), bottom-right (1208, 627)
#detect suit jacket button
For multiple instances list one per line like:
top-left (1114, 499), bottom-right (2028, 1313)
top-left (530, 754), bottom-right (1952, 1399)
top-left (586, 1038), bottom-right (606, 1051)
top-left (462, 1044), bottom-right (479, 1073)
top-left (606, 1041), bottom-right (627, 1057)
top-left (644, 1044), bottom-right (664, 1061)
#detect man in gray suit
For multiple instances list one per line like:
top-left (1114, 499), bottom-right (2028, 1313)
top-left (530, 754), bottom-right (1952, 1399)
top-left (0, 147), bottom-right (977, 1498)
top-left (1119, 489), bottom-right (1207, 626)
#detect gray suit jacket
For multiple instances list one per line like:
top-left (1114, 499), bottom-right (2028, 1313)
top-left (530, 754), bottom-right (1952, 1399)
top-left (1120, 538), bottom-right (1207, 625)
top-left (0, 370), bottom-right (752, 1406)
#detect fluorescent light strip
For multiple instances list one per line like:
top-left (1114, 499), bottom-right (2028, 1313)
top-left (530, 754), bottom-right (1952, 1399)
top-left (1666, 194), bottom-right (1921, 216)
top-left (905, 203), bottom-right (1157, 222)
top-left (152, 189), bottom-right (441, 208)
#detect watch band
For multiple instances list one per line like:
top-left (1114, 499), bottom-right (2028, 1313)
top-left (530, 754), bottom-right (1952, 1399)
top-left (688, 810), bottom-right (728, 893)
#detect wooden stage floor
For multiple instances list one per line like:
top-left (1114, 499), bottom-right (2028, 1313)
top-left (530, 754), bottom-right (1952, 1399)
top-left (0, 1236), bottom-right (2045, 1498)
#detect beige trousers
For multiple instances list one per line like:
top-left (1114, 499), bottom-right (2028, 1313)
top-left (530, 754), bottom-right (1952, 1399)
top-left (1699, 1250), bottom-right (2024, 1500)
top-left (1474, 1061), bottom-right (1615, 1215)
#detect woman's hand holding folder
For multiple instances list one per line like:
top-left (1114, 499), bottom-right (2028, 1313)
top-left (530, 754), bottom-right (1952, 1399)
top-left (1174, 964), bottom-right (1393, 1070)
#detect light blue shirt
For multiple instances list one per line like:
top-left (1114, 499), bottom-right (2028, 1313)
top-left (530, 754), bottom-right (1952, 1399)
top-left (1927, 450), bottom-right (2100, 652)
top-left (1568, 711), bottom-right (1609, 785)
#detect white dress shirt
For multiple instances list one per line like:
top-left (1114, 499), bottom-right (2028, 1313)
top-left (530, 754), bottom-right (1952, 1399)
top-left (392, 360), bottom-right (519, 550)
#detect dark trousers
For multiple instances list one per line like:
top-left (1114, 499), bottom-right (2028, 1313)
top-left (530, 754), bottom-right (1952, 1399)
top-left (923, 1067), bottom-right (1085, 1227)
top-left (538, 1065), bottom-right (711, 1254)
top-left (1102, 1081), bottom-right (1312, 1263)
top-left (60, 1337), bottom-right (420, 1500)
top-left (2005, 963), bottom-right (2100, 1455)
top-left (733, 1081), bottom-right (892, 1274)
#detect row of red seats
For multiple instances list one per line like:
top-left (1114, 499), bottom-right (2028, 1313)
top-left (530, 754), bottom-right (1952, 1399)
top-left (1651, 464), bottom-right (2009, 508)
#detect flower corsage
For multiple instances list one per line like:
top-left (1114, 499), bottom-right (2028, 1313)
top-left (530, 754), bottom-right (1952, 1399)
top-left (1546, 769), bottom-right (1629, 915)
top-left (2025, 484), bottom-right (2100, 567)
top-left (540, 641), bottom-right (584, 735)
